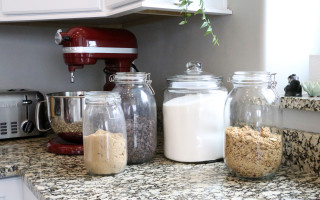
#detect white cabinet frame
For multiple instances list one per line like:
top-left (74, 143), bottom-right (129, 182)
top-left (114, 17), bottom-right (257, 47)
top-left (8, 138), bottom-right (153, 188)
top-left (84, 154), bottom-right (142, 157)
top-left (0, 0), bottom-right (232, 22)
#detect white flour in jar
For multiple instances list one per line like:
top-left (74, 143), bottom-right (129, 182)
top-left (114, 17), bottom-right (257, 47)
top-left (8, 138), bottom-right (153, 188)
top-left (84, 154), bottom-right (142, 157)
top-left (163, 92), bottom-right (227, 162)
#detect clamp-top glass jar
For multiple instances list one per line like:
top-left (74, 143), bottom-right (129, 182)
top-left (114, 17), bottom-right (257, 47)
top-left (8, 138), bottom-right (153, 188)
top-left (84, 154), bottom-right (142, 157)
top-left (110, 72), bottom-right (157, 164)
top-left (163, 61), bottom-right (228, 162)
top-left (83, 91), bottom-right (127, 175)
top-left (224, 71), bottom-right (282, 179)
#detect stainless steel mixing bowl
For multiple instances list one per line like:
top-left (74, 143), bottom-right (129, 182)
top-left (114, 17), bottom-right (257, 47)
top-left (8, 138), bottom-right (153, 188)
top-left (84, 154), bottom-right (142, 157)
top-left (37, 91), bottom-right (85, 143)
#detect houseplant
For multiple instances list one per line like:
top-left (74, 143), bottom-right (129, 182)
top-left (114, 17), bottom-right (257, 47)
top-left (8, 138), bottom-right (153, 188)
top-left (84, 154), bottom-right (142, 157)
top-left (178, 0), bottom-right (218, 45)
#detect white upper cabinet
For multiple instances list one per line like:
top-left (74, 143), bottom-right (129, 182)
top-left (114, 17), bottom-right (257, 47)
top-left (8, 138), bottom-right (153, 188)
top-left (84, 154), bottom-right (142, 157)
top-left (106, 0), bottom-right (140, 9)
top-left (0, 0), bottom-right (107, 21)
top-left (2, 0), bottom-right (103, 14)
top-left (0, 0), bottom-right (231, 22)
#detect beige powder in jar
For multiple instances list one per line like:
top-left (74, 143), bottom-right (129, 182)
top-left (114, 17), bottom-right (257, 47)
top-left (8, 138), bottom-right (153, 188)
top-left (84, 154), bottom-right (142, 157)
top-left (84, 129), bottom-right (127, 175)
top-left (225, 126), bottom-right (282, 178)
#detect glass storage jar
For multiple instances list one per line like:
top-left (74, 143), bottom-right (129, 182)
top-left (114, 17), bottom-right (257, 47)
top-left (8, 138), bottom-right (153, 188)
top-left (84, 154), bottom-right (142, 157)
top-left (224, 71), bottom-right (282, 179)
top-left (163, 61), bottom-right (228, 162)
top-left (83, 91), bottom-right (127, 175)
top-left (110, 72), bottom-right (157, 164)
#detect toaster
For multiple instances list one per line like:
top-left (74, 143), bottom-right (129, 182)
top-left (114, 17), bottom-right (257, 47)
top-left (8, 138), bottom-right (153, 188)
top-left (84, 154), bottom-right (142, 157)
top-left (0, 89), bottom-right (47, 139)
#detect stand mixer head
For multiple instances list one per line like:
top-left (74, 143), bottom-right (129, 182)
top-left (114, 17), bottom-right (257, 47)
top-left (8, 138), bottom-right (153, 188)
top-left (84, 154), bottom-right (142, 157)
top-left (55, 26), bottom-right (138, 91)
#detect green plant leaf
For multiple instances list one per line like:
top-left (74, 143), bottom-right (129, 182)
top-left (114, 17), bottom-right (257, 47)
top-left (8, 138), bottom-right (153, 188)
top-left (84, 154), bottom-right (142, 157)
top-left (195, 9), bottom-right (203, 15)
top-left (179, 1), bottom-right (187, 7)
top-left (213, 39), bottom-right (219, 46)
top-left (204, 31), bottom-right (212, 36)
top-left (200, 21), bottom-right (208, 29)
top-left (204, 26), bottom-right (212, 36)
top-left (202, 13), bottom-right (206, 20)
top-left (178, 0), bottom-right (219, 46)
top-left (199, 0), bottom-right (204, 7)
top-left (206, 26), bottom-right (212, 33)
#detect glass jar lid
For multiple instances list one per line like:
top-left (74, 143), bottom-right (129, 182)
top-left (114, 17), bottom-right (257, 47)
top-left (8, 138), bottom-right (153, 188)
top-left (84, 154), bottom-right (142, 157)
top-left (167, 61), bottom-right (223, 89)
top-left (110, 72), bottom-right (155, 95)
top-left (231, 71), bottom-right (273, 84)
top-left (85, 91), bottom-right (121, 104)
top-left (110, 72), bottom-right (148, 83)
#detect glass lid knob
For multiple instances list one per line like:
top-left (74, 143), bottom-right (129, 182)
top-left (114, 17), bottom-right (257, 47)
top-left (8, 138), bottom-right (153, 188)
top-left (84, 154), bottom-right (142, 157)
top-left (186, 62), bottom-right (202, 74)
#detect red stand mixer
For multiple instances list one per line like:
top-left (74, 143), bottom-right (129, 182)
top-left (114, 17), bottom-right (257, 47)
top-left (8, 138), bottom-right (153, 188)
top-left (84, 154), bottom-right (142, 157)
top-left (47, 26), bottom-right (138, 155)
top-left (55, 26), bottom-right (138, 91)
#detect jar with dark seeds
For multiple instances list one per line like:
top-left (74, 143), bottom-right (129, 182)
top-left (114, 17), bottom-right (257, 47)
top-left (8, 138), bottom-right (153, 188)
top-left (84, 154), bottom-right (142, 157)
top-left (111, 72), bottom-right (157, 165)
top-left (126, 116), bottom-right (157, 164)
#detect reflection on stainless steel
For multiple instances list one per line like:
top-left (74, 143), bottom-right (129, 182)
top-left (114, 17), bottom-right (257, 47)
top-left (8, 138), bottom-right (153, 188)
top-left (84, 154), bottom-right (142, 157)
top-left (70, 71), bottom-right (75, 83)
top-left (46, 91), bottom-right (85, 142)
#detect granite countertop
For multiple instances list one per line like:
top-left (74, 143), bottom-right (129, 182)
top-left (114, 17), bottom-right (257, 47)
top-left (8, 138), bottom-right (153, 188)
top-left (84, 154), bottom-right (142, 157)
top-left (1, 134), bottom-right (320, 200)
top-left (281, 96), bottom-right (320, 111)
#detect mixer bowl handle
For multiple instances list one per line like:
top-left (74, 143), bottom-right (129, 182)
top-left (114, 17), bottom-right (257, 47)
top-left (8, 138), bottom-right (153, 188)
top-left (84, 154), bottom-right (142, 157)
top-left (36, 101), bottom-right (51, 132)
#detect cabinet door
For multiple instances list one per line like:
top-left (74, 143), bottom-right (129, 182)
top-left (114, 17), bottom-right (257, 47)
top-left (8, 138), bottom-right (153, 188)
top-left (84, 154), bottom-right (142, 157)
top-left (0, 177), bottom-right (23, 200)
top-left (0, 177), bottom-right (37, 200)
top-left (1, 0), bottom-right (103, 15)
top-left (106, 0), bottom-right (140, 8)
top-left (144, 0), bottom-right (227, 11)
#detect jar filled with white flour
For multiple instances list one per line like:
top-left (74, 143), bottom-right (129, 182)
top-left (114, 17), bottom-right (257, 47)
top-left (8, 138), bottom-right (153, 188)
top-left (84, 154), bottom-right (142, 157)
top-left (163, 62), bottom-right (227, 162)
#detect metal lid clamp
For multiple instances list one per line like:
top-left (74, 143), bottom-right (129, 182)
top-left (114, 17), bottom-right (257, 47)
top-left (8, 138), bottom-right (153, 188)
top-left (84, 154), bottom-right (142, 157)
top-left (270, 73), bottom-right (280, 98)
top-left (146, 73), bottom-right (155, 95)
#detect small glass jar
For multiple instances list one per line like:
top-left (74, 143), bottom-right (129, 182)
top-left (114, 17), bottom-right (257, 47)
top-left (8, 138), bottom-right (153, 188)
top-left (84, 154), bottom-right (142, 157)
top-left (163, 61), bottom-right (228, 162)
top-left (110, 72), bottom-right (157, 164)
top-left (224, 71), bottom-right (282, 179)
top-left (83, 91), bottom-right (127, 175)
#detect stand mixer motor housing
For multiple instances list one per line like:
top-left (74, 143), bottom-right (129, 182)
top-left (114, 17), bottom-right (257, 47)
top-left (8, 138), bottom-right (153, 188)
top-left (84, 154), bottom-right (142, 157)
top-left (55, 26), bottom-right (138, 91)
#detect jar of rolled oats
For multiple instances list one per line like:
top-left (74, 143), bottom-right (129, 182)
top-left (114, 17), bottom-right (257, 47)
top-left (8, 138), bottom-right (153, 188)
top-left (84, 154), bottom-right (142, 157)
top-left (224, 71), bottom-right (282, 179)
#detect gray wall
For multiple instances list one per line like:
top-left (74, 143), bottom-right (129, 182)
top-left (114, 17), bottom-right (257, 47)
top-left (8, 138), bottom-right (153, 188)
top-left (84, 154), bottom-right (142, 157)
top-left (129, 0), bottom-right (265, 104)
top-left (129, 0), bottom-right (320, 104)
top-left (0, 25), bottom-right (105, 95)
top-left (0, 1), bottom-right (264, 104)
top-left (0, 0), bottom-right (319, 105)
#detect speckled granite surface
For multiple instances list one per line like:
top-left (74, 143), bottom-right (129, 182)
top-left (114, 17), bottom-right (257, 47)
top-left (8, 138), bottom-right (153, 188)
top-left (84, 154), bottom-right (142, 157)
top-left (283, 129), bottom-right (320, 175)
top-left (281, 96), bottom-right (320, 111)
top-left (1, 134), bottom-right (320, 200)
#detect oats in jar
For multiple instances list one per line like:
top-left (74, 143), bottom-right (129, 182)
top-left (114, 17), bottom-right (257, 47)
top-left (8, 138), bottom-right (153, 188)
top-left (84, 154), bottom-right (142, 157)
top-left (225, 126), bottom-right (282, 178)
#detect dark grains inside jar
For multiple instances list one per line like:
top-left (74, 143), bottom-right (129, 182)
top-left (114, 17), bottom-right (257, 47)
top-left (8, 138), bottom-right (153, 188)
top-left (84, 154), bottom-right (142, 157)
top-left (126, 116), bottom-right (157, 164)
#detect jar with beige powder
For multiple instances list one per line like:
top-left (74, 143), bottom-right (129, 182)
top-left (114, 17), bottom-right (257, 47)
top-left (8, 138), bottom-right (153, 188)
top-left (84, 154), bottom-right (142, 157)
top-left (224, 71), bottom-right (283, 179)
top-left (83, 91), bottom-right (127, 175)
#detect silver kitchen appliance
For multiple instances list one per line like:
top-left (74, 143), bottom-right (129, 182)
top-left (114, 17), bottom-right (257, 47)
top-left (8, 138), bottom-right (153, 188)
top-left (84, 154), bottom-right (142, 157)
top-left (36, 91), bottom-right (85, 155)
top-left (0, 89), bottom-right (46, 139)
